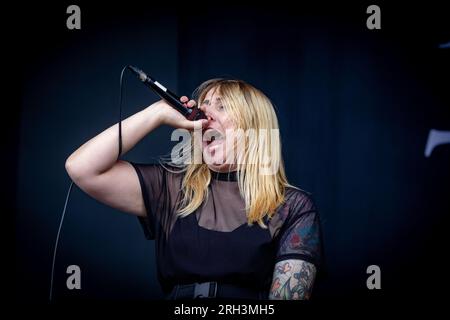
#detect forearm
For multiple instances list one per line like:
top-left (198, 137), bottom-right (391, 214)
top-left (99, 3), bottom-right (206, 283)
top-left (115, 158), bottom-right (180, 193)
top-left (268, 259), bottom-right (317, 300)
top-left (66, 103), bottom-right (162, 179)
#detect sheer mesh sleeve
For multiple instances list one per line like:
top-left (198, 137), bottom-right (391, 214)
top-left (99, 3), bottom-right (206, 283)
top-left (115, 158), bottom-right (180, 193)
top-left (129, 163), bottom-right (167, 240)
top-left (275, 190), bottom-right (323, 269)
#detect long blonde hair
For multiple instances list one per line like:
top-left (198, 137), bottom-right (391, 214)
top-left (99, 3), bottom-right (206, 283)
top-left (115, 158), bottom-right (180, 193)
top-left (166, 79), bottom-right (293, 228)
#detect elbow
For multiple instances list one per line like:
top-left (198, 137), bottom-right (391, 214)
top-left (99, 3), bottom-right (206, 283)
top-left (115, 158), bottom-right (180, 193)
top-left (65, 155), bottom-right (105, 190)
top-left (65, 156), bottom-right (88, 183)
top-left (65, 156), bottom-right (79, 181)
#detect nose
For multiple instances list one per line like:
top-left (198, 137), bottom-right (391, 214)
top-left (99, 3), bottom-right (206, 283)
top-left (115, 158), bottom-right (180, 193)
top-left (200, 103), bottom-right (215, 121)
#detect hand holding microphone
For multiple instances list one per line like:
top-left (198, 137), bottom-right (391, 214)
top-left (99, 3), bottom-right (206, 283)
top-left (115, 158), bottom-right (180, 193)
top-left (153, 96), bottom-right (209, 131)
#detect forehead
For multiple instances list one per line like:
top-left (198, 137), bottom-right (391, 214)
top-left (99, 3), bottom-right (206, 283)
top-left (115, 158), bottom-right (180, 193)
top-left (203, 87), bottom-right (222, 101)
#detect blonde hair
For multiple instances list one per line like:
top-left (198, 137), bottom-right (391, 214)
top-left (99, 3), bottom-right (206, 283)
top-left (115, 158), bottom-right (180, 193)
top-left (165, 79), bottom-right (293, 228)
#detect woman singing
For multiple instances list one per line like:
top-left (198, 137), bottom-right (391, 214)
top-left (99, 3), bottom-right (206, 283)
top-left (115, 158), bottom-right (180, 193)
top-left (65, 78), bottom-right (323, 300)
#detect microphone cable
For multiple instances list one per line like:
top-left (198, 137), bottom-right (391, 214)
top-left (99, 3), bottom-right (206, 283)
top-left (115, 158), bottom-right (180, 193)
top-left (49, 65), bottom-right (128, 301)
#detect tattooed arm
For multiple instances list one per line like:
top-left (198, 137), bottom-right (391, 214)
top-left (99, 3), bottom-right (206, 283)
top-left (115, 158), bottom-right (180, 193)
top-left (268, 259), bottom-right (317, 300)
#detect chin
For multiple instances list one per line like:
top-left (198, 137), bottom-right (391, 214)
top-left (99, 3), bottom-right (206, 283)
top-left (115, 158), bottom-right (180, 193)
top-left (202, 150), bottom-right (224, 167)
top-left (207, 163), bottom-right (235, 173)
top-left (202, 149), bottom-right (233, 172)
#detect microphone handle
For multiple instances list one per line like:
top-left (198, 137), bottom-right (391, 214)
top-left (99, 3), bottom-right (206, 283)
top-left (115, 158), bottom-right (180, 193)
top-left (128, 65), bottom-right (207, 121)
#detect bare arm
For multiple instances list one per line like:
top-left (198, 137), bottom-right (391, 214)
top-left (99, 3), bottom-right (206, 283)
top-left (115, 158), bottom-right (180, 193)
top-left (65, 98), bottom-right (205, 217)
top-left (268, 259), bottom-right (317, 300)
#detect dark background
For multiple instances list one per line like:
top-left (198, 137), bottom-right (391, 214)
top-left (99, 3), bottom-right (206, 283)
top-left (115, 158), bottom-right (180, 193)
top-left (13, 1), bottom-right (449, 303)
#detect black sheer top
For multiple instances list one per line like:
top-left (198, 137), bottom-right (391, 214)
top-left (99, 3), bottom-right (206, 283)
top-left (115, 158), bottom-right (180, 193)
top-left (130, 163), bottom-right (323, 297)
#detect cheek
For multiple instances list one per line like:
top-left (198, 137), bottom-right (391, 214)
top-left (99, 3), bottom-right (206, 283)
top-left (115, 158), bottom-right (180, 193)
top-left (221, 117), bottom-right (236, 134)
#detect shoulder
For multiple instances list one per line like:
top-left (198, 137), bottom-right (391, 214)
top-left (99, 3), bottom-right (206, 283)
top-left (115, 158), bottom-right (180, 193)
top-left (284, 186), bottom-right (317, 213)
top-left (272, 186), bottom-right (318, 224)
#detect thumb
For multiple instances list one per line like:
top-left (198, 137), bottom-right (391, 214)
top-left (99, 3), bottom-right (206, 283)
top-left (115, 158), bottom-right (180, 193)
top-left (181, 118), bottom-right (208, 131)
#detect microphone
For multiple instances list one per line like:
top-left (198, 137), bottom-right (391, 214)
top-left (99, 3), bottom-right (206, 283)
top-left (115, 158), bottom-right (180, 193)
top-left (127, 65), bottom-right (207, 121)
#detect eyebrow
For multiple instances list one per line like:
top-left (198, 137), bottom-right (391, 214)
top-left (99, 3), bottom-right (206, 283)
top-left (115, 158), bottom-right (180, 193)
top-left (202, 97), bottom-right (222, 105)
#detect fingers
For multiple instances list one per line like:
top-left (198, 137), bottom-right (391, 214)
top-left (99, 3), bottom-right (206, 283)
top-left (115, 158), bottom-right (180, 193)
top-left (187, 100), bottom-right (196, 108)
top-left (180, 96), bottom-right (197, 108)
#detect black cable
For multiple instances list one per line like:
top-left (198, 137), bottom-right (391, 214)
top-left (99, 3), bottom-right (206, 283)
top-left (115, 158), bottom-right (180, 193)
top-left (49, 181), bottom-right (73, 301)
top-left (118, 66), bottom-right (128, 159)
top-left (49, 66), bottom-right (128, 301)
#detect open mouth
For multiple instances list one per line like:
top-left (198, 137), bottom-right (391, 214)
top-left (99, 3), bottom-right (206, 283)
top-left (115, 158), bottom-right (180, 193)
top-left (203, 128), bottom-right (224, 147)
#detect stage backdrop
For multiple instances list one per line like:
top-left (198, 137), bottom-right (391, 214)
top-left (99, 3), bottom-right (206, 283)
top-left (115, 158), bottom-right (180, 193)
top-left (16, 3), bottom-right (449, 301)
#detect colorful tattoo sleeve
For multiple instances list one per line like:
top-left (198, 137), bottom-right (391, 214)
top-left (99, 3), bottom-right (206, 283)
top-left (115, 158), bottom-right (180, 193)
top-left (268, 259), bottom-right (317, 300)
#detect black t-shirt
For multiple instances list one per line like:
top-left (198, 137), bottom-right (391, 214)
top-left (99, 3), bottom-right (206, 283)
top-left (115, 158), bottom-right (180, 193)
top-left (130, 163), bottom-right (323, 296)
